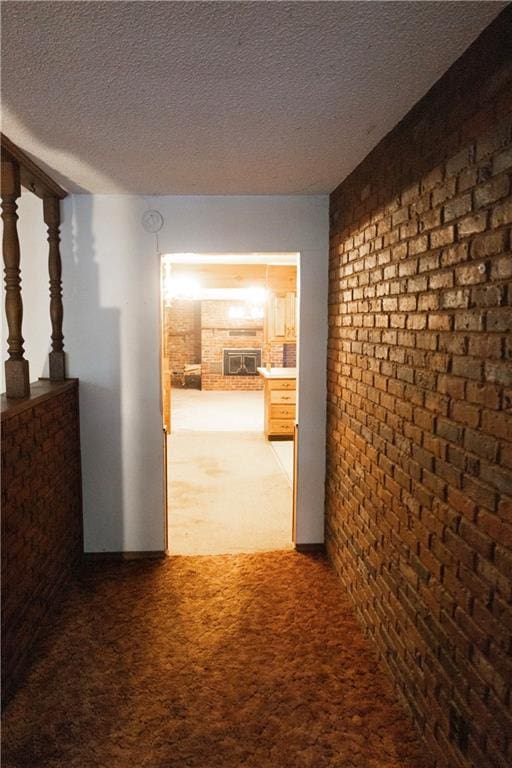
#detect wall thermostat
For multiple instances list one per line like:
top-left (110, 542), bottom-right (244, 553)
top-left (142, 209), bottom-right (164, 233)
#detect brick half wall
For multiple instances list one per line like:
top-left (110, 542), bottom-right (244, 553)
top-left (326, 11), bottom-right (512, 768)
top-left (1, 380), bottom-right (83, 705)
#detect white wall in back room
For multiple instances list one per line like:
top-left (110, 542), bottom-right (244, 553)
top-left (59, 195), bottom-right (329, 553)
top-left (1, 190), bottom-right (51, 393)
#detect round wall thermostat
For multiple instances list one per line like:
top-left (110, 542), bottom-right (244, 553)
top-left (142, 209), bottom-right (164, 233)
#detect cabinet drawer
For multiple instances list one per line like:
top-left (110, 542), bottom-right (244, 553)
top-left (269, 419), bottom-right (295, 435)
top-left (270, 390), bottom-right (296, 405)
top-left (270, 404), bottom-right (295, 419)
top-left (268, 379), bottom-right (295, 391)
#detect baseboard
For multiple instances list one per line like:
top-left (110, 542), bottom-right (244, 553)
top-left (294, 542), bottom-right (326, 554)
top-left (83, 550), bottom-right (166, 561)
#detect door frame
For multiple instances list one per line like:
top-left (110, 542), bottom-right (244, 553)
top-left (159, 252), bottom-right (301, 554)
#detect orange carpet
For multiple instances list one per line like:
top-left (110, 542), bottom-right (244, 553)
top-left (2, 552), bottom-right (431, 768)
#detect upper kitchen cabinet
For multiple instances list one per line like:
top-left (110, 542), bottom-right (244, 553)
top-left (267, 291), bottom-right (296, 342)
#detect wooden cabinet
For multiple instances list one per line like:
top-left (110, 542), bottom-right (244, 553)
top-left (260, 375), bottom-right (296, 439)
top-left (267, 292), bottom-right (296, 342)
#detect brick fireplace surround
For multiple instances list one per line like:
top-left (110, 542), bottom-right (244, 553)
top-left (326, 12), bottom-right (512, 768)
top-left (201, 300), bottom-right (264, 391)
top-left (165, 299), bottom-right (293, 391)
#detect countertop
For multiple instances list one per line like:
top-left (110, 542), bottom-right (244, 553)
top-left (257, 367), bottom-right (297, 380)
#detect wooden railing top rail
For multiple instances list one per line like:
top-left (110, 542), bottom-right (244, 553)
top-left (1, 134), bottom-right (68, 200)
top-left (1, 378), bottom-right (78, 421)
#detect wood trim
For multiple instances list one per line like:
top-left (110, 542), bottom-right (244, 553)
top-left (160, 257), bottom-right (170, 553)
top-left (295, 543), bottom-right (326, 554)
top-left (1, 134), bottom-right (68, 200)
top-left (83, 551), bottom-right (166, 561)
top-left (163, 429), bottom-right (169, 554)
top-left (1, 378), bottom-right (78, 420)
top-left (292, 424), bottom-right (298, 542)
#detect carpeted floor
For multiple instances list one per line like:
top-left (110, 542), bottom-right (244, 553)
top-left (269, 440), bottom-right (294, 487)
top-left (2, 552), bottom-right (431, 768)
top-left (168, 432), bottom-right (292, 555)
top-left (171, 389), bottom-right (264, 432)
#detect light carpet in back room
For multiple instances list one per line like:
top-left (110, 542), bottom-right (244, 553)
top-left (167, 431), bottom-right (292, 555)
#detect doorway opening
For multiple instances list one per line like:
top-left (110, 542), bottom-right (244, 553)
top-left (160, 253), bottom-right (299, 555)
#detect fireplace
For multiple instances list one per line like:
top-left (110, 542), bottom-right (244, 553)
top-left (223, 349), bottom-right (262, 376)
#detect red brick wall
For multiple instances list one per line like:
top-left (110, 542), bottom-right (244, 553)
top-left (283, 343), bottom-right (297, 367)
top-left (326, 11), bottom-right (512, 768)
top-left (201, 300), bottom-right (264, 390)
top-left (1, 381), bottom-right (82, 704)
top-left (164, 300), bottom-right (201, 385)
top-left (165, 299), bottom-right (294, 389)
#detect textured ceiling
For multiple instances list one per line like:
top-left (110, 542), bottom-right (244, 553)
top-left (1, 1), bottom-right (505, 195)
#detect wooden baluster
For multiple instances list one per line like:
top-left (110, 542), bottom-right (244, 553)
top-left (1, 156), bottom-right (30, 398)
top-left (43, 196), bottom-right (65, 380)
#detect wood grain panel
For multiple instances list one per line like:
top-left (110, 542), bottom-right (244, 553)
top-left (270, 404), bottom-right (295, 419)
top-left (269, 419), bottom-right (294, 435)
top-left (270, 390), bottom-right (296, 404)
top-left (268, 379), bottom-right (295, 390)
top-left (171, 263), bottom-right (296, 291)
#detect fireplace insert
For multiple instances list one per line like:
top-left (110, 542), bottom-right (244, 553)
top-left (223, 349), bottom-right (262, 376)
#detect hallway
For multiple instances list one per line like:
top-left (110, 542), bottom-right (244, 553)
top-left (2, 552), bottom-right (430, 768)
top-left (2, 7), bottom-right (510, 768)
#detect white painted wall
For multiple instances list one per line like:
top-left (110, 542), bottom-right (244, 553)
top-left (59, 195), bottom-right (329, 552)
top-left (1, 191), bottom-right (51, 392)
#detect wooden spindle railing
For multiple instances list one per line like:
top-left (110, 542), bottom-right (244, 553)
top-left (43, 197), bottom-right (65, 380)
top-left (1, 155), bottom-right (30, 398)
top-left (1, 134), bottom-right (68, 398)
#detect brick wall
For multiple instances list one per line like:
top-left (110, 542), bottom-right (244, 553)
top-left (326, 11), bottom-right (511, 768)
top-left (201, 300), bottom-right (264, 390)
top-left (164, 300), bottom-right (201, 385)
top-left (164, 299), bottom-right (294, 389)
top-left (283, 342), bottom-right (297, 367)
top-left (1, 381), bottom-right (82, 704)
